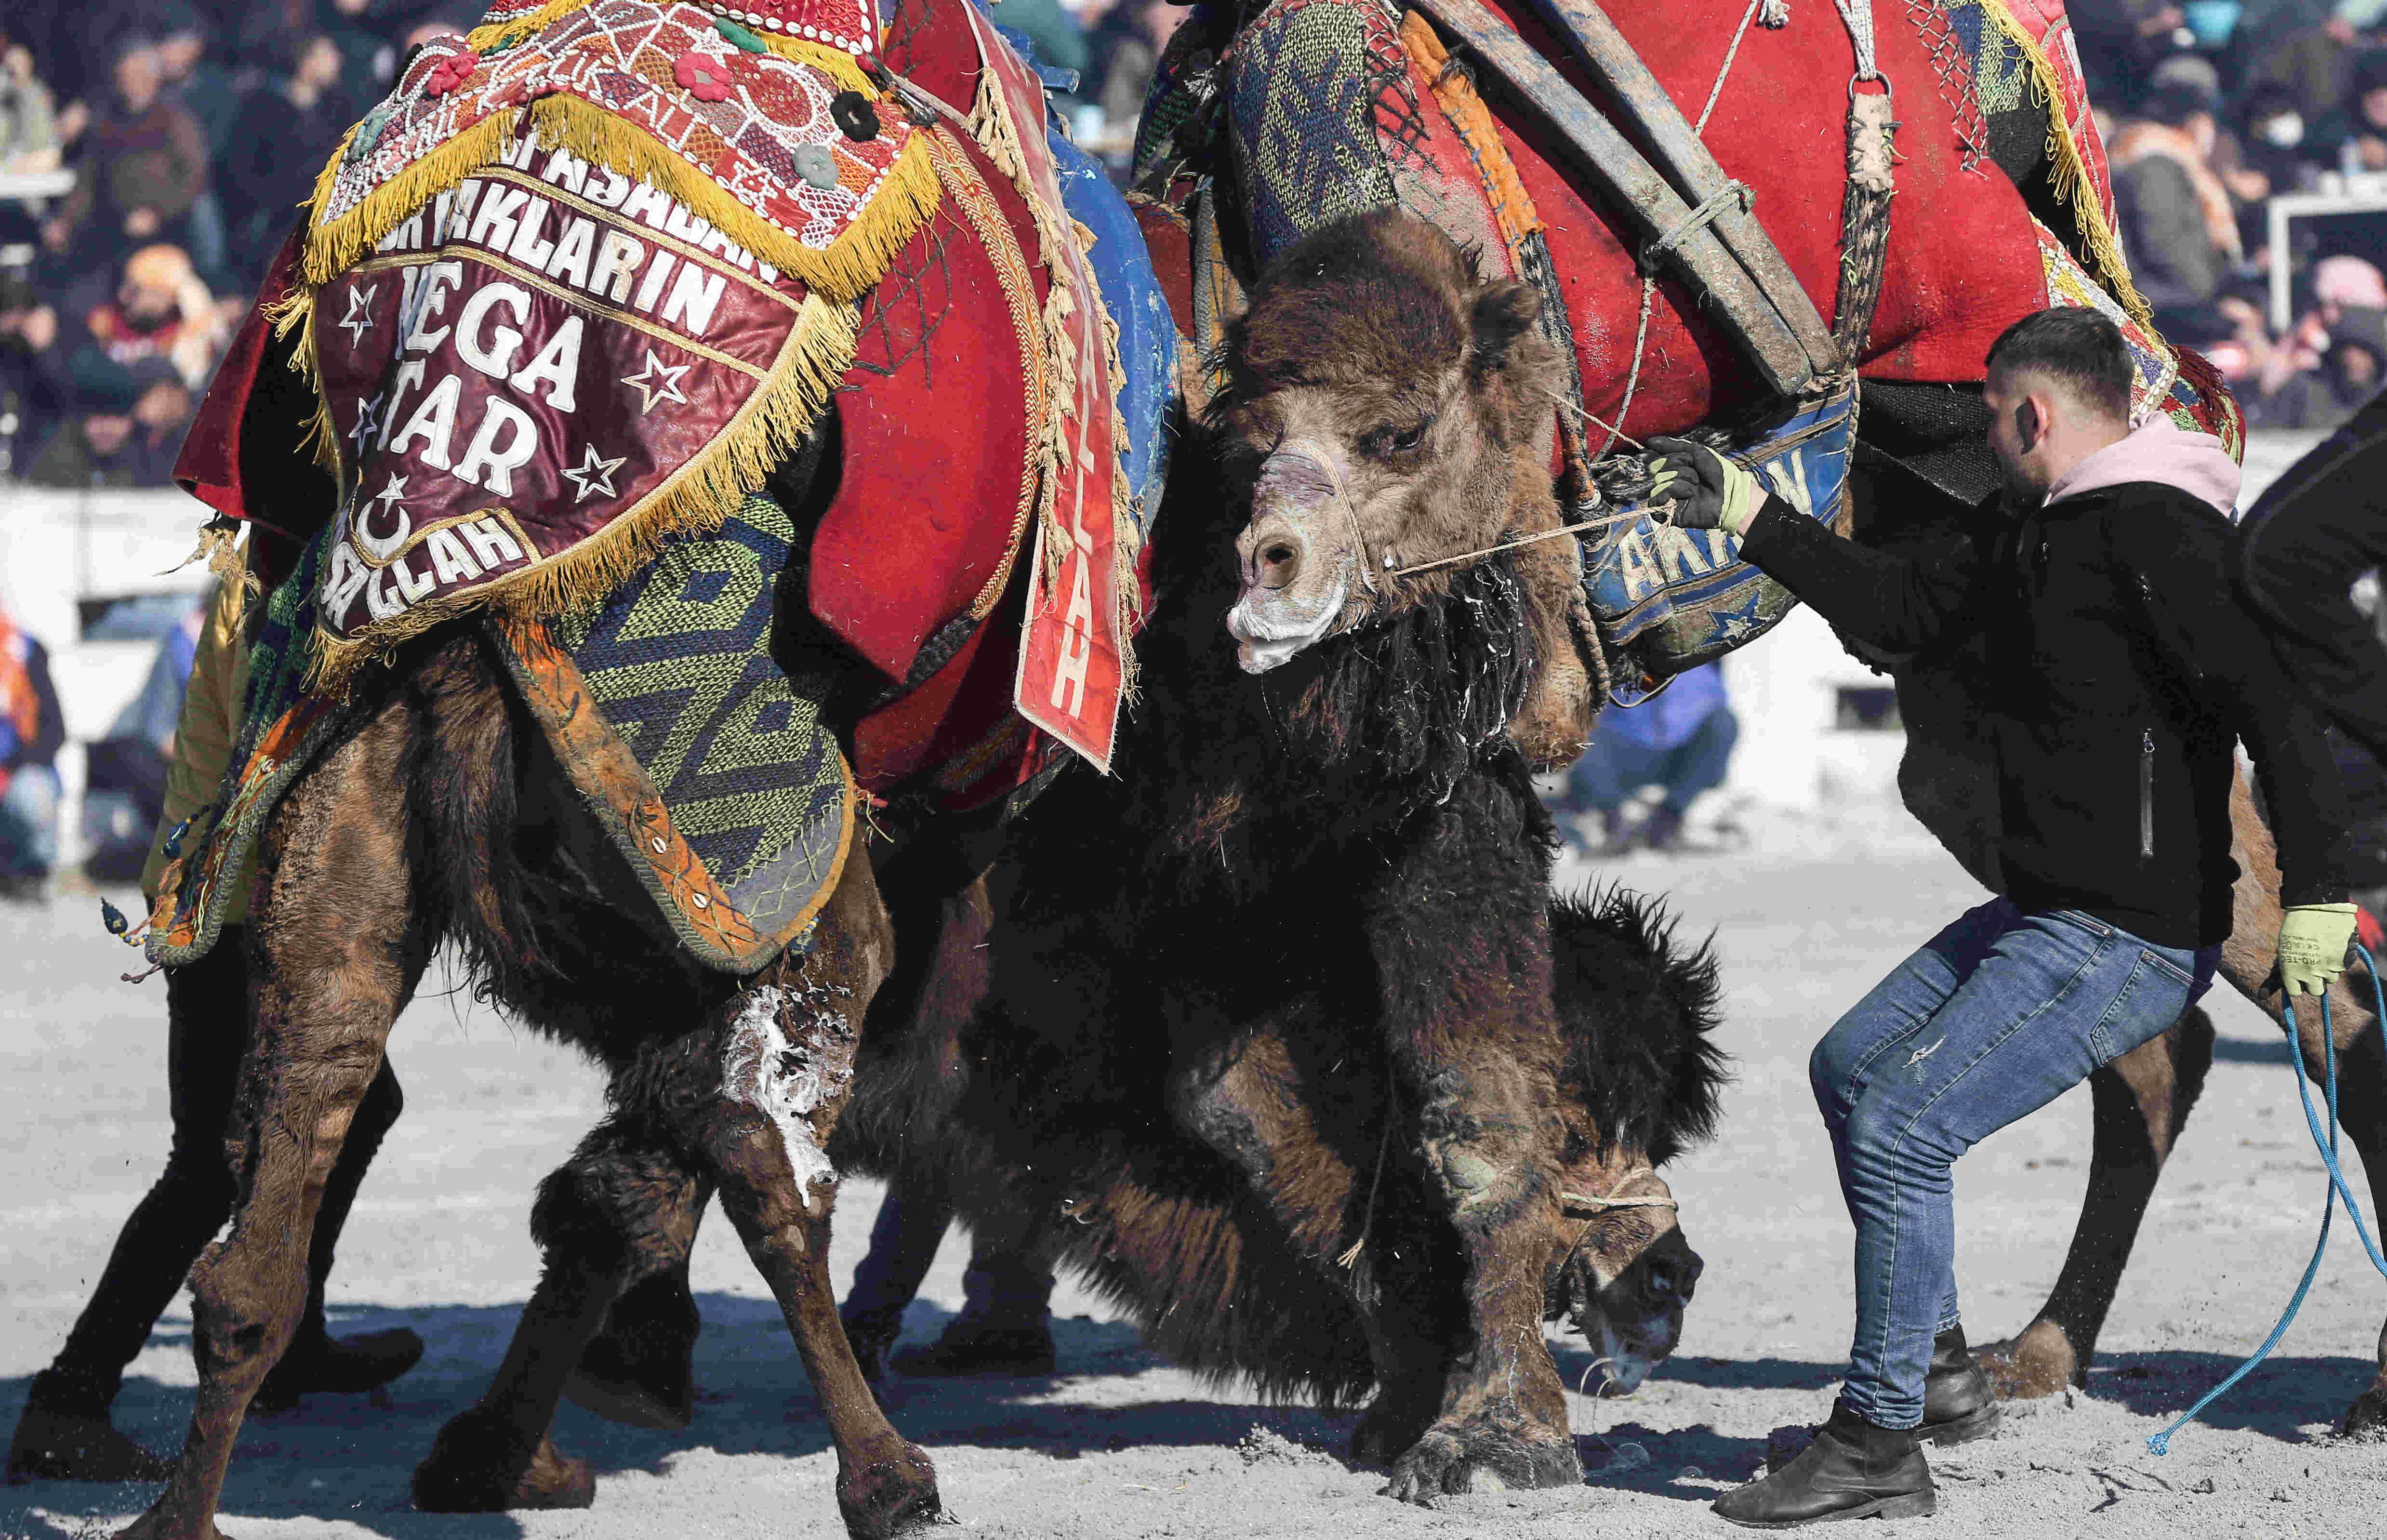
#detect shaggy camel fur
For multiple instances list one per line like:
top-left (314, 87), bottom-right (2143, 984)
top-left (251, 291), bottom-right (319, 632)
top-left (829, 886), bottom-right (1727, 1412)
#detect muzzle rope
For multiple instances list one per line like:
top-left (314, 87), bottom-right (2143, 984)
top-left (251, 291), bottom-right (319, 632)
top-left (2146, 943), bottom-right (2387, 1455)
top-left (1556, 1165), bottom-right (1678, 1301)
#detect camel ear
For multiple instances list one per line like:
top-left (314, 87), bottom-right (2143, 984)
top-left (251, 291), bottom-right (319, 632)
top-left (1468, 279), bottom-right (1543, 379)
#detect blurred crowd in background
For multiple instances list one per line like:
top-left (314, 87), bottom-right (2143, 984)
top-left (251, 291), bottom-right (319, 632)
top-left (0, 0), bottom-right (1185, 490)
top-left (16, 0), bottom-right (2387, 887)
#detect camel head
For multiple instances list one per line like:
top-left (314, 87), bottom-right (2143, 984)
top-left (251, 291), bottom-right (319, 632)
top-left (1541, 888), bottom-right (1729, 1393)
top-left (1546, 1153), bottom-right (1701, 1395)
top-left (1211, 210), bottom-right (1567, 676)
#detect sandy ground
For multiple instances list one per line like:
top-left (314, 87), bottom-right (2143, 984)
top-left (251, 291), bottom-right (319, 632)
top-left (4, 814), bottom-right (2385, 1540)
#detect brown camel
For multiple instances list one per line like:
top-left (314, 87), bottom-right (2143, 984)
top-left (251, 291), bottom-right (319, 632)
top-left (115, 205), bottom-right (1657, 1535)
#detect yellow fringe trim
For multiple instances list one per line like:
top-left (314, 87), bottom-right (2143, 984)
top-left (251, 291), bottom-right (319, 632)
top-left (1975, 1), bottom-right (2152, 328)
top-left (465, 0), bottom-right (594, 53)
top-left (301, 83), bottom-right (936, 305)
top-left (467, 0), bottom-right (881, 95)
top-left (965, 64), bottom-right (1144, 702)
top-left (306, 293), bottom-right (861, 693)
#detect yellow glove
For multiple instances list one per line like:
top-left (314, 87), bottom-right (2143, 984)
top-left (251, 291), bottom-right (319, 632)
top-left (1644, 438), bottom-right (1765, 535)
top-left (2277, 903), bottom-right (2359, 996)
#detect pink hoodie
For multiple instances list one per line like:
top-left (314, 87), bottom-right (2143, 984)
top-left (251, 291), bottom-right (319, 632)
top-left (2042, 413), bottom-right (2240, 516)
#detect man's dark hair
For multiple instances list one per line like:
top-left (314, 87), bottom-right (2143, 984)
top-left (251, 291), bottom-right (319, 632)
top-left (1986, 308), bottom-right (2133, 423)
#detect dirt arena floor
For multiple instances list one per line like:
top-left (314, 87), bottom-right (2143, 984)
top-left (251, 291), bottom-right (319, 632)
top-left (4, 811), bottom-right (2383, 1539)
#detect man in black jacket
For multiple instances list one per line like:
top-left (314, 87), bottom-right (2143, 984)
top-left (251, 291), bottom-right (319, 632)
top-left (1652, 307), bottom-right (2358, 1528)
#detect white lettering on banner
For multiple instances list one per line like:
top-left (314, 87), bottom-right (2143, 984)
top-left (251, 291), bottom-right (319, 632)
top-left (622, 181), bottom-right (674, 230)
top-left (634, 252), bottom-right (676, 313)
top-left (379, 359), bottom-right (428, 448)
top-left (468, 184), bottom-right (532, 251)
top-left (364, 563), bottom-right (401, 621)
top-left (451, 397), bottom-right (538, 494)
top-left (388, 372), bottom-right (462, 467)
top-left (1615, 526), bottom-right (1660, 602)
top-left (455, 282), bottom-right (533, 379)
top-left (1660, 527), bottom-right (1714, 582)
top-left (659, 265), bottom-right (725, 333)
top-left (458, 516), bottom-right (526, 569)
top-left (590, 230), bottom-right (645, 304)
top-left (393, 553), bottom-right (436, 602)
top-left (508, 196), bottom-right (558, 269)
top-left (425, 527), bottom-right (482, 583)
top-left (510, 316), bottom-right (584, 412)
top-left (1048, 516), bottom-right (1096, 717)
top-left (441, 181), bottom-right (481, 244)
top-left (663, 203), bottom-right (713, 246)
top-left (587, 167), bottom-right (632, 209)
top-left (546, 216), bottom-right (596, 289)
top-left (323, 539), bottom-right (371, 619)
top-left (403, 262), bottom-right (465, 352)
top-left (538, 146), bottom-right (589, 196)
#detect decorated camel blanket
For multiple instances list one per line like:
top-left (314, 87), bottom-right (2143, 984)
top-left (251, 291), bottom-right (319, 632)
top-left (150, 0), bottom-right (1171, 972)
top-left (1135, 0), bottom-right (2236, 688)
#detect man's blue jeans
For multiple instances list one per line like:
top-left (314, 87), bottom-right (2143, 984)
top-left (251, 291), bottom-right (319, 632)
top-left (1811, 898), bottom-right (2216, 1428)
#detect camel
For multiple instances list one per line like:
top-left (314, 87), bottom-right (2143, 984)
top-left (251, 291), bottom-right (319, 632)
top-left (830, 883), bottom-right (1725, 1419)
top-left (113, 185), bottom-right (1677, 1536)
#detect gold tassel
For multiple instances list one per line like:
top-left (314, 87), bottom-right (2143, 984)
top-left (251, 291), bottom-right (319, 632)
top-left (1975, 0), bottom-right (2151, 327)
top-left (465, 0), bottom-right (598, 53)
top-left (301, 93), bottom-right (938, 306)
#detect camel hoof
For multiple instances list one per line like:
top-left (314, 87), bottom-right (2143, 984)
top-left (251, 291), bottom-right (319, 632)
top-left (412, 1416), bottom-right (595, 1512)
top-left (835, 1444), bottom-right (945, 1538)
top-left (2342, 1383), bottom-right (2387, 1439)
top-left (1975, 1321), bottom-right (2076, 1401)
top-left (1379, 1418), bottom-right (1581, 1505)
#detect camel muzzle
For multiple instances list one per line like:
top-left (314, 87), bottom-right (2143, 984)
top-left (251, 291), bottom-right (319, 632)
top-left (1225, 445), bottom-right (1363, 674)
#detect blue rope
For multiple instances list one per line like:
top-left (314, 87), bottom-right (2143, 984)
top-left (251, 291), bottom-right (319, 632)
top-left (2146, 942), bottom-right (2387, 1455)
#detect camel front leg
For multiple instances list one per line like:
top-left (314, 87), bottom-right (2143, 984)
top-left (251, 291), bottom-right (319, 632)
top-left (120, 703), bottom-right (426, 1540)
top-left (1978, 1008), bottom-right (2215, 1398)
top-left (1366, 780), bottom-right (1577, 1504)
top-left (412, 1120), bottom-right (709, 1510)
top-left (704, 856), bottom-right (942, 1539)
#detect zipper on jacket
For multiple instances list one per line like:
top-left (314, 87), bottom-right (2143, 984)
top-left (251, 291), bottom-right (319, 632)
top-left (2139, 728), bottom-right (2155, 861)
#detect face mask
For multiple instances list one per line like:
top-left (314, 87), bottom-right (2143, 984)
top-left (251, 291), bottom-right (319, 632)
top-left (2260, 113), bottom-right (2306, 147)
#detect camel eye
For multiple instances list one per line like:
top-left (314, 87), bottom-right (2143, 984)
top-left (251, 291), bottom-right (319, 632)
top-left (1390, 415), bottom-right (1433, 452)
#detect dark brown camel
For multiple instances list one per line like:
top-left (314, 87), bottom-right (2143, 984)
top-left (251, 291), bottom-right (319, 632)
top-left (829, 884), bottom-right (1727, 1413)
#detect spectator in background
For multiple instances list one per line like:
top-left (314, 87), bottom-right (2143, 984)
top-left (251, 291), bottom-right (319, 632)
top-left (27, 357), bottom-right (192, 489)
top-left (63, 243), bottom-right (224, 392)
top-left (44, 40), bottom-right (212, 276)
top-left (1555, 662), bottom-right (1739, 855)
top-left (0, 32), bottom-right (62, 175)
top-left (2111, 81), bottom-right (2241, 326)
top-left (0, 599), bottom-right (66, 903)
top-left (0, 34), bottom-right (63, 247)
top-left (2255, 302), bottom-right (2387, 424)
top-left (1089, 0), bottom-right (1184, 158)
top-left (2070, 3), bottom-right (2190, 104)
top-left (2310, 45), bottom-right (2387, 168)
top-left (992, 0), bottom-right (1089, 91)
top-left (221, 36), bottom-right (346, 267)
top-left (156, 10), bottom-right (240, 159)
top-left (0, 264), bottom-right (66, 468)
top-left (2253, 252), bottom-right (2387, 400)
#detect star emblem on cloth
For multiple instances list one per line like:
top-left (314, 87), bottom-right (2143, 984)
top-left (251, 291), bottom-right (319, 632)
top-left (346, 392), bottom-right (384, 456)
top-left (339, 284), bottom-right (377, 348)
top-left (562, 443), bottom-right (627, 503)
top-left (621, 349), bottom-right (691, 415)
top-left (371, 472), bottom-right (409, 520)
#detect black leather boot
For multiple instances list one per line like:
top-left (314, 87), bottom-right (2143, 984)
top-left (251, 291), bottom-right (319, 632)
top-left (1921, 1326), bottom-right (1999, 1446)
top-left (1716, 1402), bottom-right (1935, 1528)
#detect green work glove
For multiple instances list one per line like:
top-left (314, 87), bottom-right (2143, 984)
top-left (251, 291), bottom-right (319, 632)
top-left (1644, 438), bottom-right (1765, 536)
top-left (2277, 902), bottom-right (2359, 996)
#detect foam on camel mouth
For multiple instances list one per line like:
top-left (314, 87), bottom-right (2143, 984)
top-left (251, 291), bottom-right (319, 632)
top-left (1226, 569), bottom-right (1352, 674)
